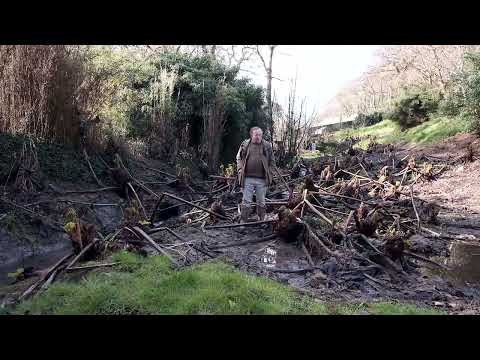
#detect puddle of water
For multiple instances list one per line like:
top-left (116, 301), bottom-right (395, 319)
top-left (425, 241), bottom-right (480, 286)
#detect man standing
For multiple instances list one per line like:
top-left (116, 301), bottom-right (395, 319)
top-left (236, 126), bottom-right (276, 222)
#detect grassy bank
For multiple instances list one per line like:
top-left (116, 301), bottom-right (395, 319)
top-left (0, 132), bottom-right (112, 184)
top-left (333, 115), bottom-right (469, 149)
top-left (12, 252), bottom-right (442, 315)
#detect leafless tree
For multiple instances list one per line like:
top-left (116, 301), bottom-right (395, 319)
top-left (256, 45), bottom-right (278, 140)
top-left (275, 75), bottom-right (314, 166)
top-left (329, 45), bottom-right (480, 119)
top-left (215, 45), bottom-right (257, 68)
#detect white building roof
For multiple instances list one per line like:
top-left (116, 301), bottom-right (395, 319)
top-left (311, 114), bottom-right (356, 128)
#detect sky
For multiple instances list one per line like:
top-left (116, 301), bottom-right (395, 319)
top-left (241, 45), bottom-right (383, 117)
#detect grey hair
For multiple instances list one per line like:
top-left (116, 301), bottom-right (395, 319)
top-left (249, 126), bottom-right (263, 136)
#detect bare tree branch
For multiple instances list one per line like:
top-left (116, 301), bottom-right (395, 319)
top-left (256, 45), bottom-right (268, 72)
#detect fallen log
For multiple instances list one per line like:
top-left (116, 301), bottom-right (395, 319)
top-left (265, 201), bottom-right (290, 206)
top-left (0, 197), bottom-right (64, 228)
top-left (285, 177), bottom-right (304, 186)
top-left (269, 267), bottom-right (325, 274)
top-left (67, 262), bottom-right (120, 271)
top-left (24, 199), bottom-right (120, 207)
top-left (209, 175), bottom-right (235, 180)
top-left (352, 253), bottom-right (386, 270)
top-left (189, 214), bottom-right (210, 225)
top-left (304, 199), bottom-right (333, 226)
top-left (123, 226), bottom-right (143, 240)
top-left (1, 197), bottom-right (41, 216)
top-left (305, 225), bottom-right (338, 258)
top-left (139, 161), bottom-right (176, 178)
top-left (142, 181), bottom-right (174, 185)
top-left (194, 184), bottom-right (230, 195)
top-left (148, 226), bottom-right (221, 258)
top-left (162, 192), bottom-right (231, 221)
top-left (210, 234), bottom-right (278, 250)
top-left (230, 175), bottom-right (238, 194)
top-left (363, 273), bottom-right (387, 287)
top-left (204, 219), bottom-right (275, 230)
top-left (438, 222), bottom-right (480, 230)
top-left (127, 182), bottom-right (147, 218)
top-left (313, 190), bottom-right (377, 206)
top-left (132, 226), bottom-right (179, 266)
top-left (148, 226), bottom-right (186, 242)
top-left (112, 157), bottom-right (163, 203)
top-left (273, 165), bottom-right (292, 198)
top-left (150, 194), bottom-right (199, 223)
top-left (48, 185), bottom-right (120, 194)
top-left (300, 189), bottom-right (308, 218)
top-left (310, 194), bottom-right (350, 216)
top-left (133, 179), bottom-right (163, 200)
top-left (150, 195), bottom-right (188, 224)
top-left (358, 234), bottom-right (405, 274)
top-left (340, 169), bottom-right (393, 188)
top-left (66, 239), bottom-right (101, 270)
top-left (301, 242), bottom-right (315, 267)
top-left (59, 200), bottom-right (118, 207)
top-left (83, 149), bottom-right (105, 187)
top-left (344, 210), bottom-right (355, 233)
top-left (358, 234), bottom-right (382, 254)
top-left (410, 185), bottom-right (421, 229)
top-left (97, 155), bottom-right (113, 170)
top-left (19, 252), bottom-right (74, 300)
top-left (404, 250), bottom-right (449, 270)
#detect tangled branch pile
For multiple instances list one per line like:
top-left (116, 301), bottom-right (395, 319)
top-left (259, 141), bottom-right (450, 288)
top-left (6, 139), bottom-right (460, 304)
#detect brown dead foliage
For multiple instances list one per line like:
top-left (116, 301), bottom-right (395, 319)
top-left (353, 203), bottom-right (379, 237)
top-left (304, 176), bottom-right (317, 192)
top-left (110, 167), bottom-right (131, 196)
top-left (274, 206), bottom-right (304, 242)
top-left (209, 200), bottom-right (226, 223)
top-left (383, 232), bottom-right (405, 262)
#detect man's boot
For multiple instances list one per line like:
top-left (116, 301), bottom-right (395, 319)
top-left (240, 205), bottom-right (250, 223)
top-left (257, 205), bottom-right (266, 221)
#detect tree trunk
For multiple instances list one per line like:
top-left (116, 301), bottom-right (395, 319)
top-left (267, 46), bottom-right (275, 140)
top-left (256, 45), bottom-right (277, 141)
top-left (266, 66), bottom-right (273, 138)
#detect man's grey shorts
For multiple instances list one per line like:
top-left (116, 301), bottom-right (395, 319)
top-left (242, 177), bottom-right (267, 208)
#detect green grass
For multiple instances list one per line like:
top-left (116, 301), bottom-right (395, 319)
top-left (389, 115), bottom-right (469, 144)
top-left (300, 142), bottom-right (338, 160)
top-left (332, 115), bottom-right (470, 150)
top-left (15, 253), bottom-right (327, 315)
top-left (334, 119), bottom-right (402, 142)
top-left (12, 251), bottom-right (444, 315)
top-left (365, 302), bottom-right (442, 315)
top-left (301, 150), bottom-right (321, 160)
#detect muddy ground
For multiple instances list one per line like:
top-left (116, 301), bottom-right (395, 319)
top-left (1, 134), bottom-right (480, 314)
